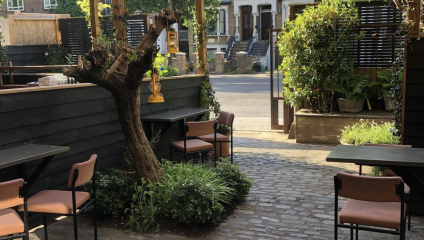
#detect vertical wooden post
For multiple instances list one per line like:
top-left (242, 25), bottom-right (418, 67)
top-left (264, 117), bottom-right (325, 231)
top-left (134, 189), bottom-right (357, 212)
top-left (407, 0), bottom-right (422, 37)
top-left (90, 0), bottom-right (100, 45)
top-left (112, 0), bottom-right (126, 41)
top-left (196, 0), bottom-right (207, 75)
top-left (8, 15), bottom-right (16, 45)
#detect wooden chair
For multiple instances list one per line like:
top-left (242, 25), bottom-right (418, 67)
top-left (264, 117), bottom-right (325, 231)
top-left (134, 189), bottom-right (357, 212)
top-left (20, 154), bottom-right (98, 240)
top-left (361, 143), bottom-right (413, 230)
top-left (0, 179), bottom-right (29, 240)
top-left (334, 172), bottom-right (407, 240)
top-left (197, 111), bottom-right (235, 163)
top-left (170, 120), bottom-right (216, 164)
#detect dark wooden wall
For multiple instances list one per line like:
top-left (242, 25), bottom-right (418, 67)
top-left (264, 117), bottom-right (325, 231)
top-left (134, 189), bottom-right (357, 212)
top-left (0, 76), bottom-right (204, 199)
top-left (403, 38), bottom-right (424, 148)
top-left (5, 45), bottom-right (50, 71)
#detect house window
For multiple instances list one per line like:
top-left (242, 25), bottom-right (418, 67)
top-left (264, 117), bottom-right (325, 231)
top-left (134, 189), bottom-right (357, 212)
top-left (7, 0), bottom-right (24, 11)
top-left (104, 0), bottom-right (112, 15)
top-left (219, 9), bottom-right (226, 35)
top-left (44, 0), bottom-right (57, 9)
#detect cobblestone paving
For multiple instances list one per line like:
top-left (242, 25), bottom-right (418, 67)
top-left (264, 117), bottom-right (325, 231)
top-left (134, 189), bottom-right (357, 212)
top-left (29, 131), bottom-right (424, 240)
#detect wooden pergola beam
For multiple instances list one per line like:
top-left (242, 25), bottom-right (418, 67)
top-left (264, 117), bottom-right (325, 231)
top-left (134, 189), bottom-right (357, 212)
top-left (89, 0), bottom-right (100, 45)
top-left (112, 0), bottom-right (126, 41)
top-left (196, 0), bottom-right (207, 75)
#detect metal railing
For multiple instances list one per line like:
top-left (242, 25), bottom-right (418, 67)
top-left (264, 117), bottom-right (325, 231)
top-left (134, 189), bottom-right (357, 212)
top-left (224, 27), bottom-right (238, 59)
top-left (246, 31), bottom-right (257, 54)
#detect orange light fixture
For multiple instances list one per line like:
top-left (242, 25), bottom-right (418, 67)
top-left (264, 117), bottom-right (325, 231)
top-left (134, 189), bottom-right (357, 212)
top-left (167, 28), bottom-right (179, 54)
top-left (148, 70), bottom-right (164, 103)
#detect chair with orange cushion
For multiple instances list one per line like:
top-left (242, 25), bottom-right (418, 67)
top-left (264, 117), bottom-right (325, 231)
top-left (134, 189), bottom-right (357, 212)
top-left (170, 120), bottom-right (216, 164)
top-left (334, 172), bottom-right (407, 240)
top-left (0, 179), bottom-right (29, 240)
top-left (20, 154), bottom-right (98, 240)
top-left (197, 111), bottom-right (235, 163)
top-left (361, 143), bottom-right (413, 230)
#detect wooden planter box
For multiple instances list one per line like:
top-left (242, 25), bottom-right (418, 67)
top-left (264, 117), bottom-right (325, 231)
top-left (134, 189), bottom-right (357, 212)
top-left (295, 109), bottom-right (395, 144)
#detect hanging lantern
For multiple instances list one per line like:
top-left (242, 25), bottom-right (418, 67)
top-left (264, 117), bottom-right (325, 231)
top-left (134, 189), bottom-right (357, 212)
top-left (167, 28), bottom-right (179, 54)
top-left (148, 70), bottom-right (164, 103)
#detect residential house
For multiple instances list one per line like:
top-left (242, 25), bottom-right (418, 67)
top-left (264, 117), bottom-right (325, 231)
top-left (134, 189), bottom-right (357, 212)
top-left (1, 0), bottom-right (54, 17)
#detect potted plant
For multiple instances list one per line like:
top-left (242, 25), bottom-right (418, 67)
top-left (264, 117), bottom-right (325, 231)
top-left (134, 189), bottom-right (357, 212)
top-left (277, 0), bottom-right (362, 113)
top-left (336, 64), bottom-right (377, 113)
top-left (377, 69), bottom-right (402, 111)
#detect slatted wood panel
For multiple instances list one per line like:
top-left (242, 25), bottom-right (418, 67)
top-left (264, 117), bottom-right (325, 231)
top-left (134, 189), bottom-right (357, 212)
top-left (5, 45), bottom-right (50, 72)
top-left (403, 38), bottom-right (424, 148)
top-left (59, 14), bottom-right (148, 59)
top-left (290, 0), bottom-right (403, 68)
top-left (0, 76), bottom-right (204, 226)
top-left (58, 18), bottom-right (92, 61)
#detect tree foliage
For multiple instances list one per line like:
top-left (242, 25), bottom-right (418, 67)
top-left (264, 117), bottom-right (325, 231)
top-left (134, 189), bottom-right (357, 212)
top-left (126, 0), bottom-right (220, 29)
top-left (277, 0), bottom-right (362, 113)
top-left (52, 0), bottom-right (110, 17)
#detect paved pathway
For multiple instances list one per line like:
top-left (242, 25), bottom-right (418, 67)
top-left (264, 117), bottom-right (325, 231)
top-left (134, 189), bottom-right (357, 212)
top-left (29, 132), bottom-right (424, 240)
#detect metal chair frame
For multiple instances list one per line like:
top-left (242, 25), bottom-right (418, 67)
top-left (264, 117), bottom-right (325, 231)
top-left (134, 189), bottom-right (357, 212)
top-left (334, 175), bottom-right (407, 240)
top-left (28, 161), bottom-right (98, 240)
top-left (170, 123), bottom-right (217, 165)
top-left (216, 114), bottom-right (235, 163)
top-left (0, 182), bottom-right (29, 240)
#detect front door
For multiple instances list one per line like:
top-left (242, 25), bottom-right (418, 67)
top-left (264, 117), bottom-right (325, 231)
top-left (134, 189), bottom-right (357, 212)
top-left (241, 6), bottom-right (253, 40)
top-left (261, 12), bottom-right (272, 40)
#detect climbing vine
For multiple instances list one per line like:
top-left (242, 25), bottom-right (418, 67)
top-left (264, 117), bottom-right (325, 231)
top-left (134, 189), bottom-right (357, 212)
top-left (191, 9), bottom-right (221, 117)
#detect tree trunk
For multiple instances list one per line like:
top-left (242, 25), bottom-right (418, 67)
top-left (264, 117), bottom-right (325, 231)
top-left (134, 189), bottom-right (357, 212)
top-left (63, 8), bottom-right (182, 182)
top-left (111, 84), bottom-right (163, 182)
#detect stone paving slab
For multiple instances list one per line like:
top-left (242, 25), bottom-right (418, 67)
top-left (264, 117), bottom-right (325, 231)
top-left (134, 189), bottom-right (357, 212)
top-left (27, 131), bottom-right (424, 240)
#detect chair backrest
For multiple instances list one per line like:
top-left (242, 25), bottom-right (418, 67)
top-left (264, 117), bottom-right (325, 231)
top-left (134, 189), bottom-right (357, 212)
top-left (218, 111), bottom-right (234, 127)
top-left (0, 178), bottom-right (24, 210)
top-left (68, 154), bottom-right (98, 188)
top-left (336, 172), bottom-right (403, 202)
top-left (363, 143), bottom-right (412, 148)
top-left (186, 120), bottom-right (216, 137)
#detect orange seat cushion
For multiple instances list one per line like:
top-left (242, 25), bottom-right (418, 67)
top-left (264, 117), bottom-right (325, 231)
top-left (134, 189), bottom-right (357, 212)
top-left (19, 190), bottom-right (90, 214)
top-left (197, 133), bottom-right (230, 142)
top-left (0, 208), bottom-right (24, 236)
top-left (170, 139), bottom-right (213, 152)
top-left (339, 199), bottom-right (407, 230)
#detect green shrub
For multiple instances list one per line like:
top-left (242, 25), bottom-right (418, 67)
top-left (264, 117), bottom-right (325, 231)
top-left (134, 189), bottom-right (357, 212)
top-left (125, 179), bottom-right (161, 233)
top-left (162, 66), bottom-right (179, 77)
top-left (277, 0), bottom-right (362, 112)
top-left (339, 119), bottom-right (400, 146)
top-left (85, 168), bottom-right (134, 218)
top-left (339, 120), bottom-right (400, 176)
top-left (214, 160), bottom-right (253, 203)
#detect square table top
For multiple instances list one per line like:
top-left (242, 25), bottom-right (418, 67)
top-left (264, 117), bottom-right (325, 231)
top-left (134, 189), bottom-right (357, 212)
top-left (0, 144), bottom-right (70, 169)
top-left (141, 108), bottom-right (211, 123)
top-left (327, 145), bottom-right (424, 168)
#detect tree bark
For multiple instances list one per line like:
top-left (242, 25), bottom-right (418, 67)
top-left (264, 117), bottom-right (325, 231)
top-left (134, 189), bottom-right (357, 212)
top-left (111, 84), bottom-right (162, 182)
top-left (63, 9), bottom-right (182, 182)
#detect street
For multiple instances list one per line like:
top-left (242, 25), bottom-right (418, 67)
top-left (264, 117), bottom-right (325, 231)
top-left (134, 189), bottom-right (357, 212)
top-left (210, 73), bottom-right (284, 131)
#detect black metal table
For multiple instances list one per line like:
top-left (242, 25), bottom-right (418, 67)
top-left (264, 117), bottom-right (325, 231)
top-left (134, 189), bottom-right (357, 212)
top-left (0, 144), bottom-right (69, 189)
top-left (327, 145), bottom-right (424, 200)
top-left (141, 108), bottom-right (211, 138)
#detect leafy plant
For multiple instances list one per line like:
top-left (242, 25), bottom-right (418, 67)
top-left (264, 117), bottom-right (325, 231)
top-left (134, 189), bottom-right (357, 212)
top-left (125, 179), bottom-right (161, 233)
top-left (160, 162), bottom-right (232, 226)
top-left (336, 62), bottom-right (378, 110)
top-left (200, 80), bottom-right (221, 116)
top-left (214, 159), bottom-right (253, 204)
top-left (217, 124), bottom-right (231, 136)
top-left (339, 119), bottom-right (401, 176)
top-left (377, 69), bottom-right (403, 100)
top-left (162, 66), bottom-right (179, 77)
top-left (45, 45), bottom-right (73, 72)
top-left (277, 0), bottom-right (362, 113)
top-left (339, 119), bottom-right (400, 146)
top-left (51, 0), bottom-right (84, 17)
top-left (85, 168), bottom-right (134, 218)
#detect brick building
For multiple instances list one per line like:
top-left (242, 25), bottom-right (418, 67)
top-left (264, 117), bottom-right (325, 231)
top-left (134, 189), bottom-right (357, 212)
top-left (1, 0), bottom-right (54, 17)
